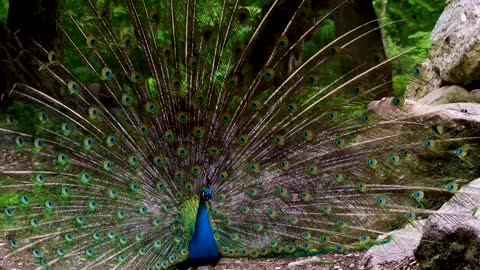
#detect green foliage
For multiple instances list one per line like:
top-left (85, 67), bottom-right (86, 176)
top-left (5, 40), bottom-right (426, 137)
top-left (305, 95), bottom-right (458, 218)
top-left (5, 101), bottom-right (41, 133)
top-left (373, 0), bottom-right (445, 95)
top-left (0, 0), bottom-right (7, 23)
top-left (387, 31), bottom-right (431, 95)
top-left (0, 0), bottom-right (443, 96)
top-left (374, 0), bottom-right (444, 46)
top-left (304, 19), bottom-right (336, 60)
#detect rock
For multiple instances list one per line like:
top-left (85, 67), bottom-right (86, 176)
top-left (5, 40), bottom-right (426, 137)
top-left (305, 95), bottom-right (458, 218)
top-left (430, 0), bottom-right (480, 87)
top-left (425, 177), bottom-right (480, 235)
top-left (418, 85), bottom-right (480, 105)
top-left (287, 256), bottom-right (321, 268)
top-left (414, 225), bottom-right (480, 269)
top-left (405, 0), bottom-right (480, 100)
top-left (362, 178), bottom-right (480, 269)
top-left (405, 59), bottom-right (442, 100)
top-left (361, 220), bottom-right (425, 269)
top-left (369, 98), bottom-right (480, 126)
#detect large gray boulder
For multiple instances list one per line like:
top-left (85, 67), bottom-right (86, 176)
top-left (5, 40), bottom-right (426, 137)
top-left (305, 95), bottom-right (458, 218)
top-left (418, 85), bottom-right (480, 105)
top-left (430, 0), bottom-right (480, 86)
top-left (406, 0), bottom-right (480, 100)
top-left (362, 178), bottom-right (480, 269)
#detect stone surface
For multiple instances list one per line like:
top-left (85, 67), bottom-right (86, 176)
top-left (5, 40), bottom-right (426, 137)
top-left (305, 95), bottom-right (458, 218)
top-left (430, 0), bottom-right (480, 87)
top-left (199, 252), bottom-right (413, 270)
top-left (405, 0), bottom-right (480, 100)
top-left (427, 178), bottom-right (480, 231)
top-left (414, 225), bottom-right (480, 269)
top-left (369, 98), bottom-right (480, 125)
top-left (361, 221), bottom-right (425, 269)
top-left (361, 178), bottom-right (480, 269)
top-left (405, 59), bottom-right (443, 100)
top-left (418, 85), bottom-right (480, 105)
top-left (0, 251), bottom-right (414, 270)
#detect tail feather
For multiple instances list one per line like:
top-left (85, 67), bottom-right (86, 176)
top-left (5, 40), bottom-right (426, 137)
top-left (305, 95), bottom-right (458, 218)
top-left (0, 0), bottom-right (479, 269)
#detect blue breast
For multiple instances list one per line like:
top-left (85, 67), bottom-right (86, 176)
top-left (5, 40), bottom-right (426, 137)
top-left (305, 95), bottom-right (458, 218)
top-left (187, 198), bottom-right (220, 267)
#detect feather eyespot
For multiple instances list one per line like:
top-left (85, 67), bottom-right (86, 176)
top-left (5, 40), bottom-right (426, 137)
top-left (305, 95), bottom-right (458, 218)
top-left (67, 80), bottom-right (79, 94)
top-left (277, 36), bottom-right (288, 48)
top-left (86, 35), bottom-right (98, 48)
top-left (263, 68), bottom-right (275, 81)
top-left (102, 67), bottom-right (113, 80)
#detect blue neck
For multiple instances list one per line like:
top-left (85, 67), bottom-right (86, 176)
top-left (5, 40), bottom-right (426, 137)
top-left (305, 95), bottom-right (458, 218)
top-left (187, 197), bottom-right (220, 266)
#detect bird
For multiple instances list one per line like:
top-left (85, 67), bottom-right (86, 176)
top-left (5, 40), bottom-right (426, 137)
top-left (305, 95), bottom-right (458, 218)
top-left (0, 0), bottom-right (479, 269)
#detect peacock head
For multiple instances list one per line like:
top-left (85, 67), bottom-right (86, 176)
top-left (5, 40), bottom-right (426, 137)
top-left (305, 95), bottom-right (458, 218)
top-left (201, 188), bottom-right (212, 201)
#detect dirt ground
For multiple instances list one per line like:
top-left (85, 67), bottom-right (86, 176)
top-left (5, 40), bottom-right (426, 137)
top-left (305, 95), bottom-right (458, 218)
top-left (0, 251), bottom-right (419, 269)
top-left (201, 252), bottom-right (419, 270)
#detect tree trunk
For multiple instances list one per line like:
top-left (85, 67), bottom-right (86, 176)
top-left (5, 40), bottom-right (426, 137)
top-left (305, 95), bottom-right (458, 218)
top-left (7, 0), bottom-right (63, 59)
top-left (325, 0), bottom-right (393, 97)
top-left (0, 0), bottom-right (62, 106)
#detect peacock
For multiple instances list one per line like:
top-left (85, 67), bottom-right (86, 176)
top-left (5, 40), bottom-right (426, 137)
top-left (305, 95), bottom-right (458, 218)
top-left (0, 0), bottom-right (479, 269)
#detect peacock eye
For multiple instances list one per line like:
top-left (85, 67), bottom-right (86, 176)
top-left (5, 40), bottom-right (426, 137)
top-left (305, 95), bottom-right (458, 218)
top-left (263, 68), bottom-right (275, 81)
top-left (150, 10), bottom-right (160, 21)
top-left (413, 65), bottom-right (422, 76)
top-left (102, 67), bottom-right (113, 80)
top-left (87, 35), bottom-right (97, 48)
top-left (391, 96), bottom-right (405, 107)
top-left (48, 50), bottom-right (57, 63)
